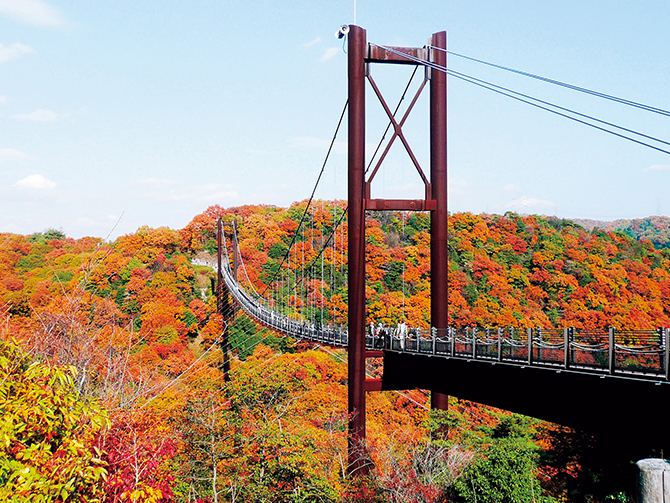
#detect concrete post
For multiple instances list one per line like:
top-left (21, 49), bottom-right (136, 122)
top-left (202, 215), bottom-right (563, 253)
top-left (637, 459), bottom-right (670, 503)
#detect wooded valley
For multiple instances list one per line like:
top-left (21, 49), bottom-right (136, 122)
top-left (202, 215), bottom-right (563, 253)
top-left (3, 202), bottom-right (669, 502)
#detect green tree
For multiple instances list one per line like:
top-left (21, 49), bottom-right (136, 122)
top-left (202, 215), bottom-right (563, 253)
top-left (28, 228), bottom-right (67, 243)
top-left (229, 313), bottom-right (293, 360)
top-left (0, 339), bottom-right (109, 502)
top-left (453, 416), bottom-right (556, 503)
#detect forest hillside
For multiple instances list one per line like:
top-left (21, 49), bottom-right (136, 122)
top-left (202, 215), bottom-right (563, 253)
top-left (2, 203), bottom-right (667, 502)
top-left (574, 215), bottom-right (670, 249)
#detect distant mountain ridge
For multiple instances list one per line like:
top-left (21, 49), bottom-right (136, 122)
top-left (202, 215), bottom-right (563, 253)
top-left (571, 216), bottom-right (670, 248)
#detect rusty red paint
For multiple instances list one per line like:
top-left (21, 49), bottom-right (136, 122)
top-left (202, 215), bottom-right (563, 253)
top-left (430, 31), bottom-right (449, 411)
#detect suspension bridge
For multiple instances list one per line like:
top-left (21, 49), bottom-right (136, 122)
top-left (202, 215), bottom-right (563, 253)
top-left (214, 25), bottom-right (670, 472)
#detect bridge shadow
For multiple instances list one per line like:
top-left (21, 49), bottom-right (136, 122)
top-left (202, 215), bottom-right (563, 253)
top-left (383, 350), bottom-right (670, 452)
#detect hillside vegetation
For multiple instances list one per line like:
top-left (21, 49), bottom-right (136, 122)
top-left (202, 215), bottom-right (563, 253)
top-left (1, 203), bottom-right (666, 502)
top-left (574, 215), bottom-right (670, 249)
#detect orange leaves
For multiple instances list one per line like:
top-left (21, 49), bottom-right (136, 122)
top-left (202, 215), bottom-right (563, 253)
top-left (365, 225), bottom-right (387, 247)
top-left (505, 233), bottom-right (528, 253)
top-left (200, 312), bottom-right (224, 348)
top-left (472, 254), bottom-right (504, 280)
top-left (367, 292), bottom-right (405, 327)
top-left (188, 298), bottom-right (212, 324)
top-left (1, 274), bottom-right (23, 292)
top-left (281, 218), bottom-right (298, 233)
top-left (139, 287), bottom-right (187, 342)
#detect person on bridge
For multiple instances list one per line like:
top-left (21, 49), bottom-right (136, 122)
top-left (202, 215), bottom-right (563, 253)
top-left (397, 322), bottom-right (408, 350)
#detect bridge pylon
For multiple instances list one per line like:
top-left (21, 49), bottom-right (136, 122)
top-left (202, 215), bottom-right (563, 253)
top-left (346, 26), bottom-right (448, 474)
top-left (217, 218), bottom-right (239, 382)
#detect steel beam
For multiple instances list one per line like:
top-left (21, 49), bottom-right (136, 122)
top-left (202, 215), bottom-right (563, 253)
top-left (383, 350), bottom-right (670, 452)
top-left (367, 44), bottom-right (428, 64)
top-left (364, 198), bottom-right (437, 211)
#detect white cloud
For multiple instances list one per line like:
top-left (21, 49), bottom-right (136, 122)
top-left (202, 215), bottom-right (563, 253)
top-left (504, 196), bottom-right (555, 210)
top-left (0, 222), bottom-right (20, 233)
top-left (0, 0), bottom-right (66, 28)
top-left (320, 47), bottom-right (340, 62)
top-left (159, 183), bottom-right (238, 202)
top-left (0, 42), bottom-right (35, 64)
top-left (0, 96), bottom-right (7, 104)
top-left (132, 179), bottom-right (238, 203)
top-left (304, 37), bottom-right (321, 48)
top-left (447, 178), bottom-right (469, 196)
top-left (646, 164), bottom-right (670, 171)
top-left (12, 174), bottom-right (56, 190)
top-left (0, 148), bottom-right (33, 160)
top-left (11, 109), bottom-right (69, 122)
top-left (202, 190), bottom-right (238, 202)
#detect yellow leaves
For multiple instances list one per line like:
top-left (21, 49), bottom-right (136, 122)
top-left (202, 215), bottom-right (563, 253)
top-left (585, 253), bottom-right (605, 269)
top-left (546, 271), bottom-right (578, 298)
top-left (413, 230), bottom-right (430, 248)
top-left (0, 340), bottom-right (109, 501)
top-left (365, 225), bottom-right (386, 247)
top-left (137, 226), bottom-right (182, 253)
top-left (122, 485), bottom-right (163, 503)
top-left (508, 266), bottom-right (530, 289)
top-left (176, 264), bottom-right (194, 283)
top-left (532, 252), bottom-right (547, 267)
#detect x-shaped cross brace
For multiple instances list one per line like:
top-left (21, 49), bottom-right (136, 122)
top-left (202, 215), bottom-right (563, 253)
top-left (365, 70), bottom-right (432, 200)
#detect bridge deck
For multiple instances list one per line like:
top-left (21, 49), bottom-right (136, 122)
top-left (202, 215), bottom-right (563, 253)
top-left (218, 240), bottom-right (670, 450)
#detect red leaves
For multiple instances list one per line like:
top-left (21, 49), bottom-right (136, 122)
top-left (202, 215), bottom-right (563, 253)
top-left (99, 409), bottom-right (177, 503)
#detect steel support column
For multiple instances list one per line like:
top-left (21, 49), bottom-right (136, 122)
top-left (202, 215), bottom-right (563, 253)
top-left (217, 219), bottom-right (231, 382)
top-left (347, 25), bottom-right (368, 475)
top-left (430, 31), bottom-right (449, 411)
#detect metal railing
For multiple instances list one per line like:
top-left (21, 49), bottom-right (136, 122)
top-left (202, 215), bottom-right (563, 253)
top-left (218, 246), bottom-right (669, 382)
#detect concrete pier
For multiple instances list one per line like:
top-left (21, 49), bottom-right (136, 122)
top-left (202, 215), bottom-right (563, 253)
top-left (637, 459), bottom-right (670, 503)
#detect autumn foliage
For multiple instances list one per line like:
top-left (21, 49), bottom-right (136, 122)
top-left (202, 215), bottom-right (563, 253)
top-left (2, 204), bottom-right (668, 501)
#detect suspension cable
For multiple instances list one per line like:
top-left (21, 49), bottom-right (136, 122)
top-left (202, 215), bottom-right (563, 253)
top-left (260, 100), bottom-right (349, 298)
top-left (446, 67), bottom-right (670, 148)
top-left (428, 45), bottom-right (670, 118)
top-left (232, 223), bottom-right (262, 297)
top-left (372, 44), bottom-right (670, 156)
top-left (294, 204), bottom-right (349, 298)
top-left (448, 70), bottom-right (670, 156)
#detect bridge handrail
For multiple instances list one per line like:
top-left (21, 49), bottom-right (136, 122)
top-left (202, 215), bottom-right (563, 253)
top-left (216, 235), bottom-right (668, 380)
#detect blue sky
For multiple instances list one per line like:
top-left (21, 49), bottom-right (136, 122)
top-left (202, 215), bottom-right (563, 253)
top-left (1, 0), bottom-right (669, 239)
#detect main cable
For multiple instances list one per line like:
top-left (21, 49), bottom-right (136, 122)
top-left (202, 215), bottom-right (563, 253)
top-left (447, 67), bottom-right (670, 148)
top-left (428, 45), bottom-right (670, 118)
top-left (373, 44), bottom-right (670, 156)
top-left (259, 100), bottom-right (349, 298)
top-left (449, 70), bottom-right (670, 156)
